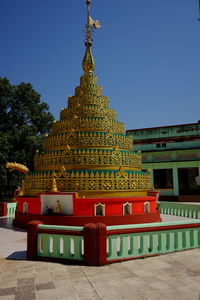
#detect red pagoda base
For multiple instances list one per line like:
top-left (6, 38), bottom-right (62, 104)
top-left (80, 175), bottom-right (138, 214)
top-left (14, 191), bottom-right (161, 228)
top-left (14, 210), bottom-right (161, 228)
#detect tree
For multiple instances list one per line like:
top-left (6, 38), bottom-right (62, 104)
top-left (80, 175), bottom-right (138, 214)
top-left (0, 77), bottom-right (54, 201)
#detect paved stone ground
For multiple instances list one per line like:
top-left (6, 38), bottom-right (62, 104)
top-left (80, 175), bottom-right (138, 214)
top-left (0, 218), bottom-right (26, 260)
top-left (0, 215), bottom-right (200, 299)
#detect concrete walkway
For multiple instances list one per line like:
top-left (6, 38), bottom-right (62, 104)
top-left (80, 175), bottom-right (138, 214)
top-left (0, 218), bottom-right (27, 260)
top-left (0, 216), bottom-right (200, 299)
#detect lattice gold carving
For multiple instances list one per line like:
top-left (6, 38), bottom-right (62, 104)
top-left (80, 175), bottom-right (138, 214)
top-left (43, 132), bottom-right (133, 151)
top-left (24, 169), bottom-right (151, 196)
top-left (34, 149), bottom-right (141, 171)
top-left (52, 118), bottom-right (125, 134)
top-left (60, 105), bottom-right (116, 120)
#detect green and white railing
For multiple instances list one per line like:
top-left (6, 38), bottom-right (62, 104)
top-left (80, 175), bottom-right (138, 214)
top-left (106, 220), bottom-right (200, 262)
top-left (7, 203), bottom-right (17, 217)
top-left (0, 202), bottom-right (16, 217)
top-left (37, 224), bottom-right (84, 261)
top-left (159, 201), bottom-right (200, 219)
top-left (27, 218), bottom-right (200, 266)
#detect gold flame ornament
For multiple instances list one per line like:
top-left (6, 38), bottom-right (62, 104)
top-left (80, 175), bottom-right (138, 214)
top-left (50, 173), bottom-right (58, 193)
top-left (6, 162), bottom-right (29, 174)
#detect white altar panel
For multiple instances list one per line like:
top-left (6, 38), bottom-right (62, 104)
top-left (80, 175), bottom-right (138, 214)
top-left (40, 194), bottom-right (73, 215)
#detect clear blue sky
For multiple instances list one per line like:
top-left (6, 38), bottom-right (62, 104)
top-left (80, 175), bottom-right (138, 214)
top-left (1, 0), bottom-right (200, 130)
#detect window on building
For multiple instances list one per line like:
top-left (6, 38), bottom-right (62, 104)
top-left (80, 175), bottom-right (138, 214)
top-left (178, 167), bottom-right (199, 195)
top-left (156, 143), bottom-right (167, 148)
top-left (123, 202), bottom-right (132, 215)
top-left (144, 201), bottom-right (150, 213)
top-left (153, 169), bottom-right (173, 189)
top-left (94, 202), bottom-right (105, 216)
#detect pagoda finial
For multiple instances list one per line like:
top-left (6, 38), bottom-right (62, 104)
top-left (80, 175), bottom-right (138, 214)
top-left (85, 0), bottom-right (101, 43)
top-left (85, 0), bottom-right (92, 44)
top-left (82, 0), bottom-right (101, 75)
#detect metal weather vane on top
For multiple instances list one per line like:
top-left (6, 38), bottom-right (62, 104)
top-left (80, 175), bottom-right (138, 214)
top-left (85, 0), bottom-right (101, 44)
top-left (82, 0), bottom-right (101, 75)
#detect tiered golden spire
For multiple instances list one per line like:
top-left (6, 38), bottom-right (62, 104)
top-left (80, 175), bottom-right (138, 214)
top-left (23, 0), bottom-right (151, 197)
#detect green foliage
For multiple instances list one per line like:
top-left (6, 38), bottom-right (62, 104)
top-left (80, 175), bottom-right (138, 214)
top-left (0, 77), bottom-right (54, 200)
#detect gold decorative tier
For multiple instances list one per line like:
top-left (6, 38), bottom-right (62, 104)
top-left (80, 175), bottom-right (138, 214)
top-left (24, 169), bottom-right (151, 197)
top-left (34, 149), bottom-right (141, 171)
top-left (67, 94), bottom-right (109, 108)
top-left (60, 106), bottom-right (117, 120)
top-left (43, 131), bottom-right (133, 151)
top-left (52, 118), bottom-right (125, 134)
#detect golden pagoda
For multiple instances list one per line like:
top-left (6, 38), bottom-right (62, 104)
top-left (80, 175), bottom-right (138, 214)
top-left (24, 0), bottom-right (151, 198)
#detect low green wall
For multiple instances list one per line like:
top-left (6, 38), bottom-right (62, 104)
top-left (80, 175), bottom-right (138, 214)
top-left (31, 219), bottom-right (200, 265)
top-left (7, 203), bottom-right (16, 217)
top-left (37, 224), bottom-right (84, 261)
top-left (27, 203), bottom-right (200, 265)
top-left (106, 221), bottom-right (200, 261)
top-left (159, 201), bottom-right (200, 219)
top-left (37, 233), bottom-right (84, 261)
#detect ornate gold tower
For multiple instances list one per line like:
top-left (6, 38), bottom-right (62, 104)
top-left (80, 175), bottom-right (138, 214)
top-left (24, 0), bottom-right (151, 197)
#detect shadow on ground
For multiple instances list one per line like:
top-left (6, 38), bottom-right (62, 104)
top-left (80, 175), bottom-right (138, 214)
top-left (0, 217), bottom-right (26, 232)
top-left (6, 250), bottom-right (27, 260)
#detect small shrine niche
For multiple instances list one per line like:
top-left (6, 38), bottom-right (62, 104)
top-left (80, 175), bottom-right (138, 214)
top-left (23, 201), bottom-right (28, 213)
top-left (123, 202), bottom-right (132, 215)
top-left (94, 202), bottom-right (105, 216)
top-left (144, 201), bottom-right (150, 213)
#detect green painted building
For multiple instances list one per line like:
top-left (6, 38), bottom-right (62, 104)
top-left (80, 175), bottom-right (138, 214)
top-left (127, 121), bottom-right (200, 201)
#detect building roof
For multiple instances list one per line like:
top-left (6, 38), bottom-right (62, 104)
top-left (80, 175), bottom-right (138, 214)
top-left (126, 121), bottom-right (200, 133)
